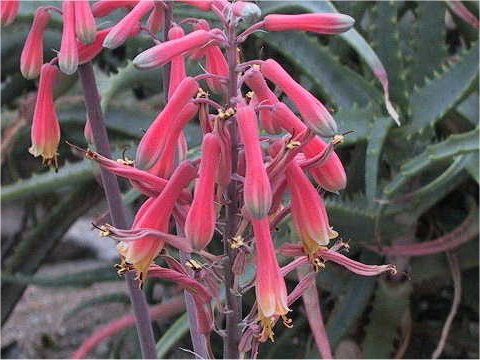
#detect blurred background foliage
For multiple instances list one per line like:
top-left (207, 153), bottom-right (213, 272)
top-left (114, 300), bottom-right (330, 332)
top-left (1, 0), bottom-right (478, 358)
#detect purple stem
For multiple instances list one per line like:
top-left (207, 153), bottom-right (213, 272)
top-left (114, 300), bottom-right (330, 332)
top-left (223, 6), bottom-right (242, 359)
top-left (296, 266), bottom-right (333, 359)
top-left (78, 63), bottom-right (157, 359)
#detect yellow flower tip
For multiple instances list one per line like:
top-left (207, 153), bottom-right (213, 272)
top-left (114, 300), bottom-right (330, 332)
top-left (329, 227), bottom-right (339, 239)
top-left (258, 314), bottom-right (275, 343)
top-left (252, 64), bottom-right (261, 70)
top-left (29, 144), bottom-right (59, 171)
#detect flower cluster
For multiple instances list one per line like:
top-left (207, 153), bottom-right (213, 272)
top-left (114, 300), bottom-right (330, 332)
top-left (19, 0), bottom-right (395, 352)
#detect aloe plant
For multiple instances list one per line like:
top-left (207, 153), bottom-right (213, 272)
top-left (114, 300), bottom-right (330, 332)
top-left (1, 1), bottom-right (478, 359)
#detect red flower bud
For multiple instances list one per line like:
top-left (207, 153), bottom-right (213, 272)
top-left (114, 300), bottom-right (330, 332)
top-left (118, 161), bottom-right (197, 277)
top-left (29, 64), bottom-right (60, 169)
top-left (148, 102), bottom-right (199, 178)
top-left (185, 133), bottom-right (222, 250)
top-left (136, 77), bottom-right (199, 170)
top-left (252, 217), bottom-right (289, 342)
top-left (261, 59), bottom-right (337, 137)
top-left (133, 29), bottom-right (224, 70)
top-left (286, 161), bottom-right (338, 256)
top-left (59, 0), bottom-right (79, 75)
top-left (271, 102), bottom-right (346, 191)
top-left (244, 67), bottom-right (282, 134)
top-left (237, 103), bottom-right (272, 218)
top-left (20, 7), bottom-right (51, 79)
top-left (167, 25), bottom-right (187, 99)
top-left (74, 0), bottom-right (97, 44)
top-left (1, 0), bottom-right (18, 26)
top-left (264, 13), bottom-right (354, 34)
top-left (103, 0), bottom-right (154, 49)
top-left (146, 1), bottom-right (164, 34)
top-left (91, 0), bottom-right (138, 18)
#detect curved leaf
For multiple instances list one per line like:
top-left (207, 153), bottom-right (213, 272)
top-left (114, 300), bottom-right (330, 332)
top-left (405, 42), bottom-right (479, 135)
top-left (1, 160), bottom-right (92, 203)
top-left (156, 313), bottom-right (189, 358)
top-left (384, 128), bottom-right (479, 196)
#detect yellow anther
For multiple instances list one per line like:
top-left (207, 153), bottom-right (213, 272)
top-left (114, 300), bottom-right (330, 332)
top-left (117, 157), bottom-right (134, 166)
top-left (286, 140), bottom-right (301, 150)
top-left (196, 87), bottom-right (209, 98)
top-left (185, 259), bottom-right (203, 271)
top-left (246, 91), bottom-right (255, 99)
top-left (98, 225), bottom-right (111, 237)
top-left (333, 134), bottom-right (344, 145)
top-left (231, 235), bottom-right (244, 249)
top-left (312, 257), bottom-right (326, 272)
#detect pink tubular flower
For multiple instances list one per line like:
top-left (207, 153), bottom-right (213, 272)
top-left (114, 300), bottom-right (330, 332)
top-left (264, 13), bottom-right (354, 34)
top-left (118, 161), bottom-right (197, 280)
top-left (102, 0), bottom-right (154, 49)
top-left (271, 102), bottom-right (346, 192)
top-left (244, 67), bottom-right (282, 134)
top-left (286, 161), bottom-right (338, 256)
top-left (168, 25), bottom-right (187, 98)
top-left (147, 265), bottom-right (212, 303)
top-left (91, 0), bottom-right (138, 18)
top-left (136, 76), bottom-right (199, 170)
top-left (148, 102), bottom-right (199, 178)
top-left (205, 45), bottom-right (228, 93)
top-left (185, 133), bottom-right (222, 251)
top-left (29, 64), bottom-right (60, 169)
top-left (261, 59), bottom-right (337, 138)
top-left (237, 103), bottom-right (272, 218)
top-left (80, 147), bottom-right (192, 201)
top-left (78, 28), bottom-right (111, 64)
top-left (252, 217), bottom-right (290, 342)
top-left (59, 0), bottom-right (79, 75)
top-left (133, 29), bottom-right (225, 70)
top-left (146, 1), bottom-right (164, 34)
top-left (74, 0), bottom-right (97, 44)
top-left (20, 7), bottom-right (51, 79)
top-left (1, 0), bottom-right (18, 26)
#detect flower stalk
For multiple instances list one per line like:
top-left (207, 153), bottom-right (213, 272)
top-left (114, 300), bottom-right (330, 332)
top-left (77, 62), bottom-right (157, 359)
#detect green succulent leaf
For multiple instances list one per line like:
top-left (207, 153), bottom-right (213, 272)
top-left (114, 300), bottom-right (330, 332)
top-left (369, 1), bottom-right (408, 112)
top-left (1, 160), bottom-right (92, 203)
top-left (361, 279), bottom-right (412, 358)
top-left (326, 251), bottom-right (380, 347)
top-left (98, 61), bottom-right (163, 113)
top-left (1, 265), bottom-right (119, 288)
top-left (365, 117), bottom-right (393, 202)
top-left (405, 41), bottom-right (479, 135)
top-left (64, 293), bottom-right (131, 321)
top-left (326, 196), bottom-right (377, 243)
top-left (383, 127), bottom-right (479, 196)
top-left (411, 1), bottom-right (448, 87)
top-left (156, 313), bottom-right (190, 358)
